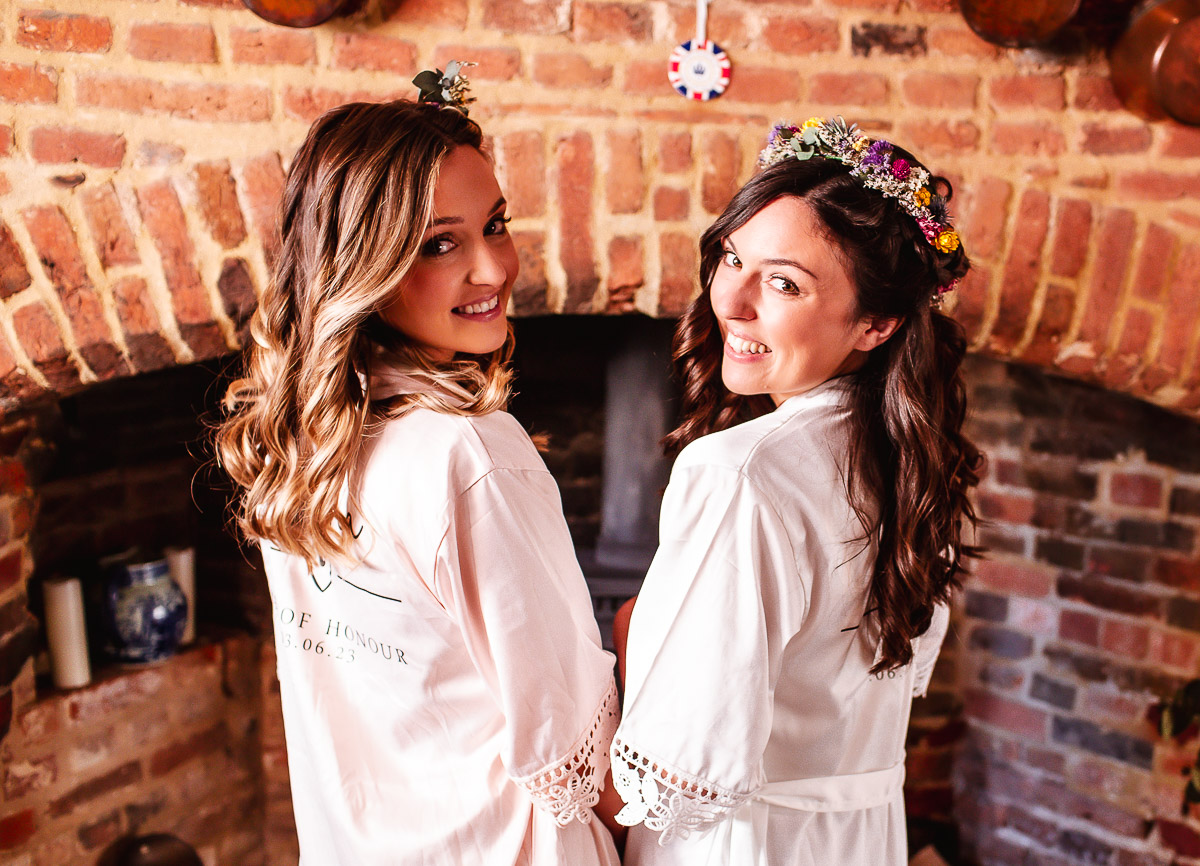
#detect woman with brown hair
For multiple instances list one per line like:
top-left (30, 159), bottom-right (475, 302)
top-left (216, 79), bottom-right (621, 865)
top-left (610, 117), bottom-right (983, 865)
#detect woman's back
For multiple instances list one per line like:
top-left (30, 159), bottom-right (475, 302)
top-left (265, 387), bottom-right (619, 866)
top-left (618, 380), bottom-right (946, 865)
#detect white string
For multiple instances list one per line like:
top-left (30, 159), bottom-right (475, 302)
top-left (695, 0), bottom-right (710, 46)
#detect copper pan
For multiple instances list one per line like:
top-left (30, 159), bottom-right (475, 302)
top-left (1109, 0), bottom-right (1200, 125)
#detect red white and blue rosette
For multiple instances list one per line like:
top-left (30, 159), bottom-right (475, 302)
top-left (668, 39), bottom-right (731, 101)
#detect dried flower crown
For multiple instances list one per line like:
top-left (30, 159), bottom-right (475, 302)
top-left (412, 61), bottom-right (476, 115)
top-left (759, 117), bottom-right (963, 294)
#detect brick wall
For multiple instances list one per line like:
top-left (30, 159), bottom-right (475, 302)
top-left (0, 634), bottom-right (269, 865)
top-left (937, 355), bottom-right (1200, 865)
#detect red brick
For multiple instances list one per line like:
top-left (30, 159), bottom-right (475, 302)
top-left (1074, 74), bottom-right (1122, 111)
top-left (974, 559), bottom-right (1054, 598)
top-left (1157, 244), bottom-right (1200, 371)
top-left (624, 59), bottom-right (671, 96)
top-left (607, 130), bottom-right (643, 215)
top-left (281, 86), bottom-right (386, 124)
top-left (0, 222), bottom-right (32, 299)
top-left (29, 126), bottom-right (125, 168)
top-left (496, 131), bottom-right (545, 219)
top-left (1148, 629), bottom-right (1200, 670)
top-left (828, 0), bottom-right (901, 6)
top-left (721, 65), bottom-right (800, 104)
top-left (1050, 198), bottom-right (1093, 279)
top-left (229, 27), bottom-right (316, 66)
top-left (22, 204), bottom-right (125, 379)
top-left (989, 74), bottom-right (1066, 110)
top-left (700, 131), bottom-right (739, 214)
top-left (111, 276), bottom-right (175, 372)
top-left (951, 264), bottom-right (989, 342)
top-left (1131, 224), bottom-right (1176, 303)
top-left (897, 120), bottom-right (980, 156)
top-left (658, 131), bottom-right (692, 174)
top-left (654, 187), bottom-right (689, 221)
top-left (0, 549), bottom-right (23, 595)
top-left (1099, 618), bottom-right (1151, 658)
top-left (0, 62), bottom-right (58, 104)
top-left (606, 236), bottom-right (643, 313)
top-left (965, 689), bottom-right (1049, 740)
top-left (150, 722), bottom-right (226, 776)
top-left (667, 8), bottom-right (752, 49)
top-left (483, 0), bottom-right (569, 34)
top-left (511, 231), bottom-right (548, 314)
top-left (195, 161), bottom-right (247, 249)
top-left (531, 53), bottom-right (612, 88)
top-left (760, 14), bottom-right (841, 53)
top-left (330, 33), bottom-right (417, 74)
top-left (1162, 125), bottom-right (1200, 159)
top-left (1107, 306), bottom-right (1157, 389)
top-left (12, 302), bottom-right (80, 391)
top-left (76, 74), bottom-right (269, 122)
top-left (1118, 171), bottom-right (1200, 201)
top-left (989, 189), bottom-right (1050, 353)
top-left (128, 22), bottom-right (216, 63)
top-left (137, 180), bottom-right (211, 328)
top-left (48, 761), bottom-right (142, 817)
top-left (659, 231), bottom-right (697, 316)
top-left (0, 808), bottom-right (36, 850)
top-left (0, 125), bottom-right (11, 157)
top-left (433, 46), bottom-right (520, 80)
top-left (808, 72), bottom-right (889, 107)
top-left (573, 2), bottom-right (652, 42)
top-left (1081, 123), bottom-right (1153, 155)
top-left (1110, 472), bottom-right (1163, 508)
top-left (556, 132), bottom-right (598, 313)
top-left (1021, 282), bottom-right (1077, 367)
top-left (961, 176), bottom-right (1011, 261)
top-left (17, 10), bottom-right (112, 53)
top-left (383, 0), bottom-right (465, 24)
top-left (1076, 208), bottom-right (1136, 346)
top-left (901, 72), bottom-right (978, 109)
top-left (239, 152), bottom-right (286, 261)
top-left (977, 491), bottom-right (1036, 524)
top-left (79, 184), bottom-right (139, 270)
top-left (992, 121), bottom-right (1066, 156)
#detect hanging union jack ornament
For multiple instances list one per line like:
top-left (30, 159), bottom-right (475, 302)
top-left (667, 0), bottom-right (732, 101)
top-left (668, 39), bottom-right (731, 101)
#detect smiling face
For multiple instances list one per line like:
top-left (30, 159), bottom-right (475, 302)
top-left (711, 195), bottom-right (894, 406)
top-left (380, 145), bottom-right (518, 361)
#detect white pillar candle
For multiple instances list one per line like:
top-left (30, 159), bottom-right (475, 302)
top-left (166, 546), bottom-right (196, 644)
top-left (43, 577), bottom-right (91, 689)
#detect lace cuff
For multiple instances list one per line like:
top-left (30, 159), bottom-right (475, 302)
top-left (610, 737), bottom-right (748, 845)
top-left (515, 680), bottom-right (619, 826)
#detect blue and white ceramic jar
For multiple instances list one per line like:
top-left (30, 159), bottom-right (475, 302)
top-left (102, 557), bottom-right (188, 663)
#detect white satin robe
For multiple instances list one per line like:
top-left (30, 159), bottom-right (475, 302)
top-left (612, 378), bottom-right (949, 866)
top-left (261, 368), bottom-right (620, 866)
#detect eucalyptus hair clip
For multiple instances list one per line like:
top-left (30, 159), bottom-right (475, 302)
top-left (412, 61), bottom-right (476, 115)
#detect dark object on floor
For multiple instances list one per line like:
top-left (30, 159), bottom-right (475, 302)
top-left (99, 833), bottom-right (203, 866)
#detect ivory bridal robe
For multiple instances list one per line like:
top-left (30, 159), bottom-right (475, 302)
top-left (262, 367), bottom-right (621, 866)
top-left (613, 378), bottom-right (949, 866)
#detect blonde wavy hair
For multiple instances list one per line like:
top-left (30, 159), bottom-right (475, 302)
top-left (216, 100), bottom-right (513, 568)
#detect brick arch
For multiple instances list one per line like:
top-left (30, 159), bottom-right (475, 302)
top-left (949, 172), bottom-right (1200, 415)
top-left (0, 150), bottom-right (286, 411)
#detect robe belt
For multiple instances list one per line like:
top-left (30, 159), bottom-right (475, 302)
top-left (749, 760), bottom-right (906, 813)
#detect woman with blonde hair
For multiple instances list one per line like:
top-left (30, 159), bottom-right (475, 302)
top-left (217, 77), bottom-right (621, 865)
top-left (612, 117), bottom-right (982, 865)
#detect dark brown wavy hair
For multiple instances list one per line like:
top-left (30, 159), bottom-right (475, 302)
top-left (665, 150), bottom-right (984, 673)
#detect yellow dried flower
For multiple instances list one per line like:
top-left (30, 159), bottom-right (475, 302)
top-left (914, 187), bottom-right (932, 206)
top-left (935, 230), bottom-right (960, 253)
top-left (853, 136), bottom-right (869, 151)
top-left (803, 117), bottom-right (825, 131)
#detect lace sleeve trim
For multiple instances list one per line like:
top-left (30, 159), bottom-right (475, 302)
top-left (514, 680), bottom-right (619, 826)
top-left (610, 737), bottom-right (749, 844)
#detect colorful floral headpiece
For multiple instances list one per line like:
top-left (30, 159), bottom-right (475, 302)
top-left (759, 116), bottom-right (963, 295)
top-left (412, 61), bottom-right (476, 115)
